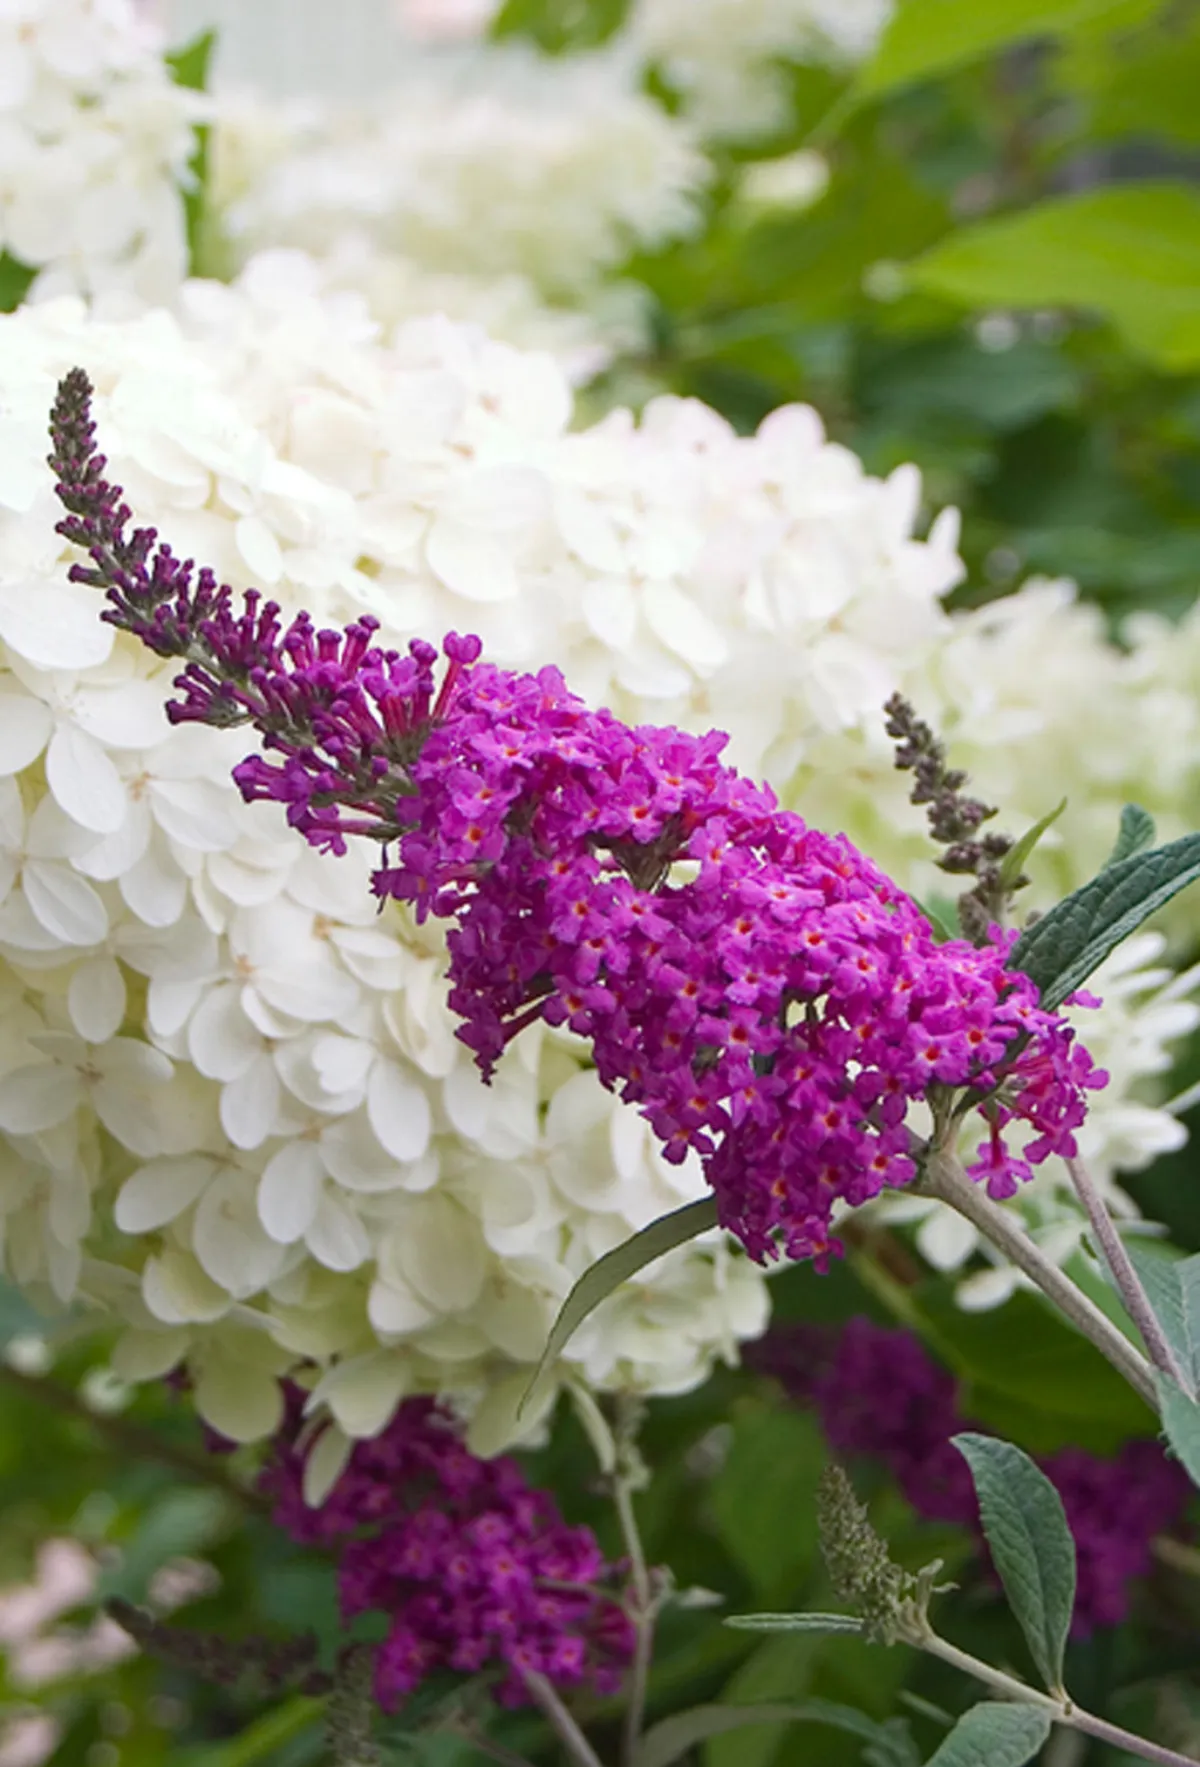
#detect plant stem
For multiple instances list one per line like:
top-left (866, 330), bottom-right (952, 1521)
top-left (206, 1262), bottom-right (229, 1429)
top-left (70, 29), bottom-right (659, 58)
top-left (918, 1148), bottom-right (1159, 1410)
top-left (1065, 1155), bottom-right (1190, 1388)
top-left (910, 1627), bottom-right (1200, 1766)
top-left (521, 1671), bottom-right (605, 1767)
top-left (612, 1396), bottom-right (656, 1767)
top-left (0, 1361), bottom-right (269, 1512)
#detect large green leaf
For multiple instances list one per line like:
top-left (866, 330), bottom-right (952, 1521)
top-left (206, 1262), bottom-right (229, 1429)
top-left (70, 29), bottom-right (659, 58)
top-left (522, 1197), bottom-right (719, 1410)
top-left (636, 1698), bottom-right (916, 1767)
top-left (1106, 803), bottom-right (1157, 868)
top-left (923, 1703), bottom-right (1052, 1767)
top-left (856, 0), bottom-right (1140, 97)
top-left (953, 1435), bottom-right (1076, 1694)
top-left (1124, 1243), bottom-right (1200, 1396)
top-left (708, 1408), bottom-right (825, 1599)
top-left (1008, 829), bottom-right (1200, 1007)
top-left (909, 184), bottom-right (1200, 370)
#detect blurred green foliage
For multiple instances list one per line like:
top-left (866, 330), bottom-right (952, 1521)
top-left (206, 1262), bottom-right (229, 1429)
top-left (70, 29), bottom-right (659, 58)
top-left (10, 0), bottom-right (1200, 1763)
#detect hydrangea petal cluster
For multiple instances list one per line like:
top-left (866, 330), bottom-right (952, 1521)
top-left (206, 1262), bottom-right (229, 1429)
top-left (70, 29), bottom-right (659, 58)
top-left (48, 373), bottom-right (1109, 1268)
top-left (753, 1318), bottom-right (1193, 1634)
top-left (261, 1388), bottom-right (634, 1707)
top-left (620, 0), bottom-right (894, 137)
top-left (208, 38), bottom-right (708, 304)
top-left (0, 0), bottom-right (203, 303)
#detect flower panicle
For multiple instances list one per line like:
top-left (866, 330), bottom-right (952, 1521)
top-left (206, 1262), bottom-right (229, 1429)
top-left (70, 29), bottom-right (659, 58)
top-left (49, 371), bottom-right (1109, 1270)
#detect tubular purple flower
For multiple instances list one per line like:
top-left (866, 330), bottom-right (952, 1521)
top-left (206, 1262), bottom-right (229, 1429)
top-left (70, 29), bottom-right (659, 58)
top-left (49, 369), bottom-right (1108, 1267)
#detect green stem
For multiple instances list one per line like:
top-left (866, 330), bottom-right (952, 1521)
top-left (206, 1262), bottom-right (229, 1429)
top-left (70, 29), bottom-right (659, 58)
top-left (917, 1147), bottom-right (1159, 1410)
top-left (522, 1671), bottom-right (605, 1767)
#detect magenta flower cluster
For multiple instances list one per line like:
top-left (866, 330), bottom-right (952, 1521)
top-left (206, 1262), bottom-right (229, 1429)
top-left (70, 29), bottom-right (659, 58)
top-left (49, 370), bottom-right (1107, 1265)
top-left (753, 1319), bottom-right (1192, 1633)
top-left (260, 1391), bottom-right (633, 1709)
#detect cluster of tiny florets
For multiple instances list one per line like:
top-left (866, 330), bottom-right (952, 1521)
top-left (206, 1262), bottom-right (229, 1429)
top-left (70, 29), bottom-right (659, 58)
top-left (50, 369), bottom-right (1108, 1266)
top-left (261, 1391), bottom-right (634, 1709)
top-left (755, 1318), bottom-right (1192, 1633)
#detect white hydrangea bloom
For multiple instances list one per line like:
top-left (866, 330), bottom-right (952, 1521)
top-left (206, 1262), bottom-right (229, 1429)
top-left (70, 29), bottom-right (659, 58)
top-left (2, 265), bottom-right (1196, 1445)
top-left (621, 0), bottom-right (893, 137)
top-left (209, 42), bottom-right (708, 303)
top-left (0, 0), bottom-right (202, 304)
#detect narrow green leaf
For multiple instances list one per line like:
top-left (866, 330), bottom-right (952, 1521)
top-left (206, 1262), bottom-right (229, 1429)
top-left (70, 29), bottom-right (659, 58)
top-left (520, 1196), bottom-right (719, 1413)
top-left (953, 1435), bottom-right (1076, 1693)
top-left (923, 1703), bottom-right (1052, 1767)
top-left (1124, 1243), bottom-right (1200, 1395)
top-left (1155, 1374), bottom-right (1200, 1488)
top-left (165, 30), bottom-right (215, 275)
top-left (1106, 804), bottom-right (1157, 868)
top-left (0, 251), bottom-right (36, 314)
top-left (909, 183), bottom-right (1200, 371)
top-left (998, 798), bottom-right (1067, 892)
top-left (636, 1699), bottom-right (916, 1767)
top-left (175, 1697), bottom-right (323, 1767)
top-left (856, 0), bottom-right (1133, 98)
top-left (1008, 830), bottom-right (1200, 1008)
top-left (724, 1612), bottom-right (866, 1635)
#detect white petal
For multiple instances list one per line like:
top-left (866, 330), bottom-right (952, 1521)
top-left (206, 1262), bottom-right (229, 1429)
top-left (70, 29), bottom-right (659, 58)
top-left (122, 841), bottom-right (188, 927)
top-left (23, 860), bottom-right (108, 946)
top-left (916, 1206), bottom-right (979, 1272)
top-left (67, 956), bottom-right (126, 1042)
top-left (0, 693), bottom-right (51, 771)
top-left (0, 1062), bottom-right (81, 1133)
top-left (194, 1356), bottom-right (284, 1444)
top-left (193, 1169), bottom-right (288, 1298)
top-left (426, 516), bottom-right (518, 602)
top-left (235, 515), bottom-right (283, 584)
top-left (72, 682), bottom-right (167, 749)
top-left (257, 961), bottom-right (359, 1024)
top-left (116, 1156), bottom-right (218, 1233)
top-left (308, 1192), bottom-right (370, 1272)
top-left (143, 1248), bottom-right (232, 1324)
top-left (302, 1424), bottom-right (353, 1507)
top-left (258, 1142), bottom-right (324, 1244)
top-left (367, 1277), bottom-right (436, 1337)
top-left (0, 581), bottom-right (114, 669)
top-left (395, 1195), bottom-right (486, 1313)
top-left (188, 984), bottom-right (261, 1081)
top-left (320, 1111), bottom-right (401, 1192)
top-left (366, 1060), bottom-right (432, 1164)
top-left (110, 1327), bottom-right (189, 1382)
top-left (220, 1057), bottom-right (282, 1150)
top-left (45, 724), bottom-right (127, 834)
top-left (307, 1351), bottom-right (410, 1438)
top-left (643, 582), bottom-right (728, 673)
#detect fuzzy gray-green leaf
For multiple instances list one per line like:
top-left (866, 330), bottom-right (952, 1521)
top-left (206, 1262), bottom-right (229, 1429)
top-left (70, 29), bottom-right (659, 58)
top-left (1106, 803), bottom-right (1157, 868)
top-left (724, 1611), bottom-right (866, 1635)
top-left (634, 1698), bottom-right (916, 1767)
top-left (1155, 1374), bottom-right (1200, 1488)
top-left (1124, 1243), bottom-right (1200, 1396)
top-left (1008, 831), bottom-right (1200, 1008)
top-left (953, 1434), bottom-right (1076, 1692)
top-left (923, 1703), bottom-right (1052, 1767)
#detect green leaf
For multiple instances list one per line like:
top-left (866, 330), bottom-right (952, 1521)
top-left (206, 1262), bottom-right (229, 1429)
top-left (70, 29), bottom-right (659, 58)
top-left (708, 1408), bottom-right (825, 1599)
top-left (1008, 829), bottom-right (1200, 1008)
top-left (998, 798), bottom-right (1067, 892)
top-left (1124, 1243), bottom-right (1200, 1395)
top-left (953, 1435), bottom-right (1076, 1694)
top-left (638, 1699), bottom-right (917, 1767)
top-left (856, 0), bottom-right (1137, 98)
top-left (1106, 804), bottom-right (1157, 868)
top-left (165, 30), bottom-right (215, 275)
top-left (0, 251), bottom-right (36, 314)
top-left (923, 1703), bottom-right (1053, 1767)
top-left (96, 1487), bottom-right (234, 1604)
top-left (174, 1697), bottom-right (323, 1767)
top-left (724, 1613), bottom-right (867, 1635)
top-left (909, 183), bottom-right (1200, 371)
top-left (1155, 1374), bottom-right (1200, 1488)
top-left (521, 1197), bottom-right (719, 1411)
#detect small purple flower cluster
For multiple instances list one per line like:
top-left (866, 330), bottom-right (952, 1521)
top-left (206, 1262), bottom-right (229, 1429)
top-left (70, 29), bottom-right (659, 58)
top-left (49, 370), bottom-right (1107, 1265)
top-left (260, 1392), bottom-right (634, 1709)
top-left (752, 1319), bottom-right (1192, 1633)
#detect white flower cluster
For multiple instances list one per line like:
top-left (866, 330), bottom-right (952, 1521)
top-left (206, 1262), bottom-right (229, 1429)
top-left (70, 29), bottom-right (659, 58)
top-left (0, 0), bottom-right (202, 304)
top-left (620, 0), bottom-right (894, 137)
top-left (210, 39), bottom-right (708, 304)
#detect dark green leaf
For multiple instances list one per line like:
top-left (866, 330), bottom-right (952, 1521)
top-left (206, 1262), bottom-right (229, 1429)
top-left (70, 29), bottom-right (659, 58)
top-left (708, 1408), bottom-right (825, 1598)
top-left (724, 1613), bottom-right (867, 1635)
top-left (1008, 830), bottom-right (1200, 1008)
top-left (998, 799), bottom-right (1067, 892)
top-left (521, 1197), bottom-right (719, 1412)
top-left (638, 1699), bottom-right (917, 1767)
top-left (923, 1703), bottom-right (1052, 1767)
top-left (0, 251), bottom-right (36, 314)
top-left (1155, 1374), bottom-right (1200, 1488)
top-left (953, 1435), bottom-right (1076, 1693)
top-left (96, 1487), bottom-right (234, 1603)
top-left (1106, 804), bottom-right (1157, 868)
top-left (856, 0), bottom-right (1138, 98)
top-left (165, 30), bottom-right (215, 275)
top-left (1124, 1243), bottom-right (1200, 1395)
top-left (909, 184), bottom-right (1200, 371)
